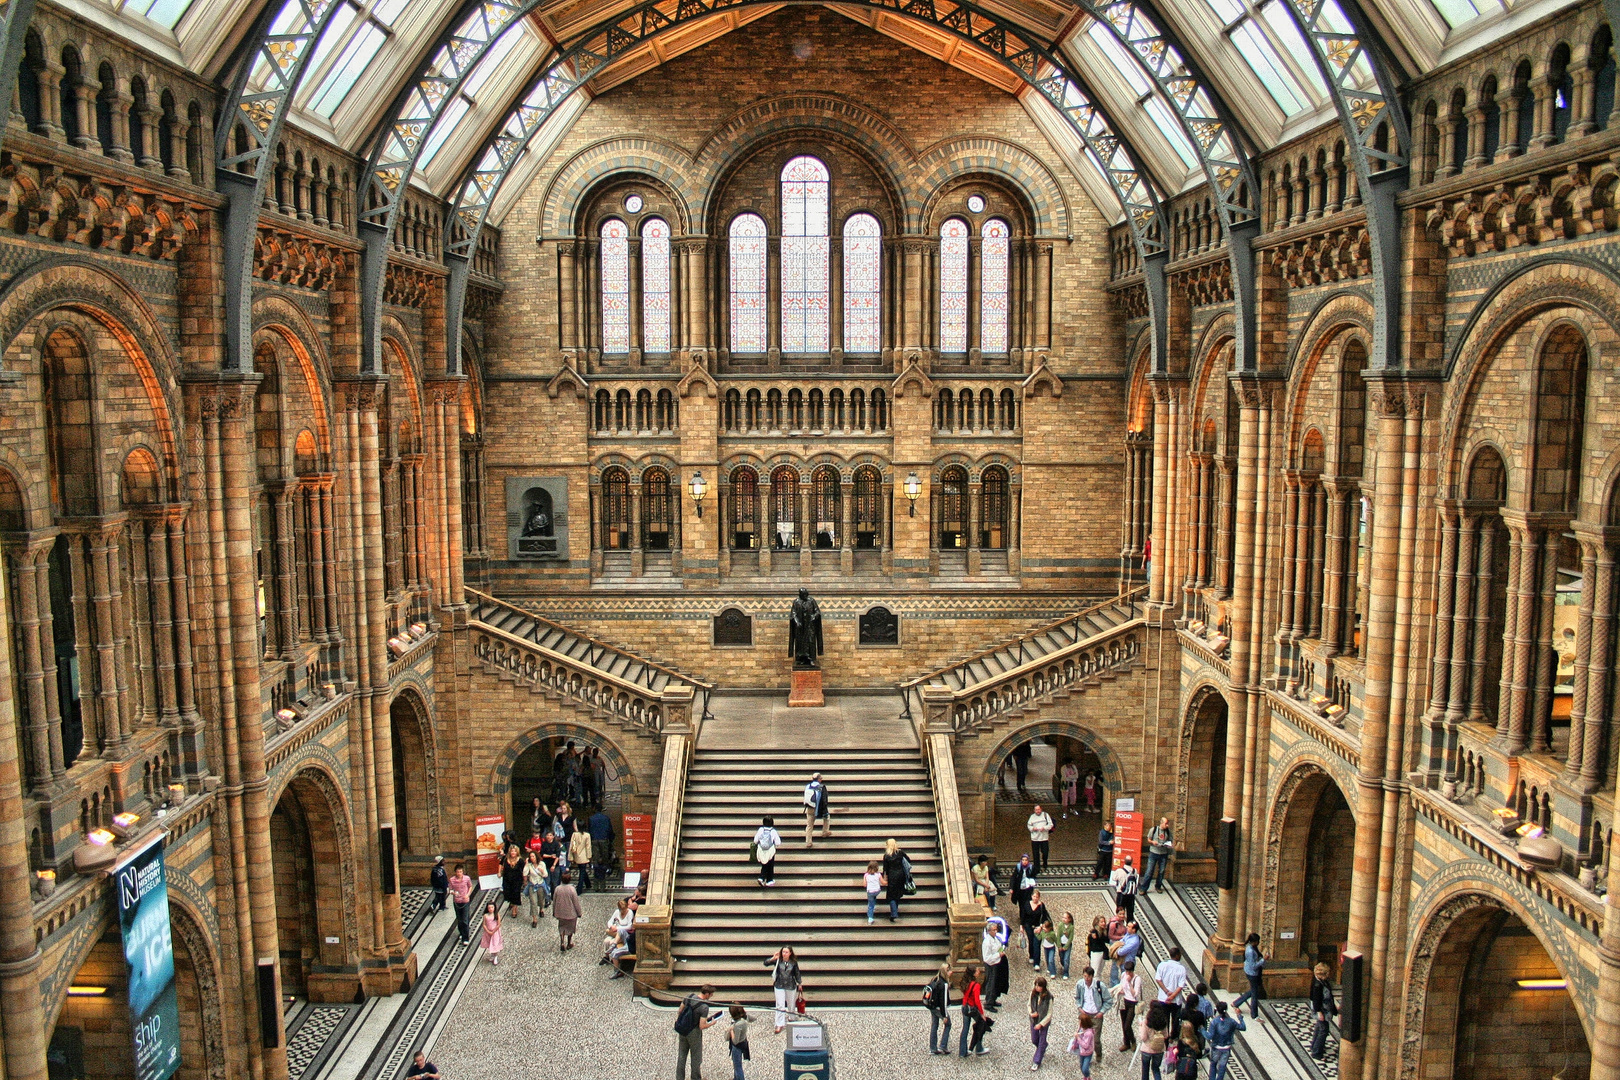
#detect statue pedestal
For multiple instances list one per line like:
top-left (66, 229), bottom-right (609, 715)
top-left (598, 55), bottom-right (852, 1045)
top-left (788, 668), bottom-right (825, 708)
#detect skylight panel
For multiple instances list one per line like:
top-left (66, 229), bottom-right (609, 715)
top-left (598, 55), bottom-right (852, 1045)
top-left (1230, 17), bottom-right (1309, 114)
top-left (123, 0), bottom-right (192, 28)
top-left (309, 21), bottom-right (386, 115)
top-left (1145, 98), bottom-right (1200, 168)
top-left (1088, 23), bottom-right (1152, 96)
top-left (419, 96), bottom-right (470, 166)
top-left (1429, 0), bottom-right (1490, 27)
top-left (305, 3), bottom-right (362, 83)
top-left (462, 29), bottom-right (522, 98)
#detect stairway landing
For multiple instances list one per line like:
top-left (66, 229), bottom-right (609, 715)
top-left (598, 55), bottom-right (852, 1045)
top-left (698, 691), bottom-right (913, 750)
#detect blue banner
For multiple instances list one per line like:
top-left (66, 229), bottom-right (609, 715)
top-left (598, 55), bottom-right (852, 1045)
top-left (116, 836), bottom-right (182, 1080)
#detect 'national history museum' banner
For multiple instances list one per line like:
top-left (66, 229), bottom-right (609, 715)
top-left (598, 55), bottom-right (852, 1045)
top-left (117, 836), bottom-right (182, 1080)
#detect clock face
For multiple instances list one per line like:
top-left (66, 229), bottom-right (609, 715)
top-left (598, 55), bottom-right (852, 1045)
top-left (624, 194), bottom-right (644, 213)
top-left (967, 194), bottom-right (986, 213)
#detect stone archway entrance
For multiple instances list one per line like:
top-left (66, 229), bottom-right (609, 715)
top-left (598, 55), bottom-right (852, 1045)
top-left (390, 691), bottom-right (436, 869)
top-left (1178, 688), bottom-right (1228, 880)
top-left (1266, 763), bottom-right (1354, 986)
top-left (495, 726), bottom-right (634, 859)
top-left (270, 770), bottom-right (356, 1002)
top-left (1407, 896), bottom-right (1590, 1080)
top-left (976, 721), bottom-right (1126, 871)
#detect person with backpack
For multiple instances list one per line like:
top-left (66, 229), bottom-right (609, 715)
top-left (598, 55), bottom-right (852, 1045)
top-left (1145, 817), bottom-right (1175, 893)
top-left (763, 947), bottom-right (801, 1034)
top-left (1170, 1019), bottom-right (1203, 1079)
top-left (753, 815), bottom-right (781, 887)
top-left (1110, 855), bottom-right (1139, 921)
top-left (429, 855), bottom-right (448, 913)
top-left (1206, 1000), bottom-right (1247, 1080)
top-left (674, 984), bottom-right (719, 1080)
top-left (803, 773), bottom-right (830, 847)
top-left (959, 965), bottom-right (990, 1057)
top-left (1230, 932), bottom-right (1266, 1020)
top-left (923, 963), bottom-right (953, 1054)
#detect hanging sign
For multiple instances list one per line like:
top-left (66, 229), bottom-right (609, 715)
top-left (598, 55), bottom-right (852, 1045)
top-left (116, 836), bottom-right (181, 1080)
top-left (476, 814), bottom-right (506, 889)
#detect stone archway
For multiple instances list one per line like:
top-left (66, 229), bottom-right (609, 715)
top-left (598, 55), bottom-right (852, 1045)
top-left (1177, 686), bottom-right (1229, 879)
top-left (168, 902), bottom-right (227, 1080)
top-left (270, 768), bottom-right (360, 1002)
top-left (971, 720), bottom-right (1128, 863)
top-left (389, 687), bottom-right (439, 873)
top-left (490, 722), bottom-right (638, 844)
top-left (1404, 892), bottom-right (1591, 1080)
top-left (1261, 761), bottom-right (1355, 990)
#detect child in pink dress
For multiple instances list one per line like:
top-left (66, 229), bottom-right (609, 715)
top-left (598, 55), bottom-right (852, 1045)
top-left (1069, 1012), bottom-right (1097, 1077)
top-left (480, 901), bottom-right (504, 965)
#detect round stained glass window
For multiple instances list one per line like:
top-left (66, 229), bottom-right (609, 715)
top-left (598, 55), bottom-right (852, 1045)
top-left (624, 194), bottom-right (644, 213)
top-left (966, 194), bottom-right (986, 213)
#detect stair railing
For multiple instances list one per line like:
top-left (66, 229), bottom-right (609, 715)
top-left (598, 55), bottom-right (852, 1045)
top-left (916, 686), bottom-right (988, 982)
top-left (633, 694), bottom-right (698, 997)
top-left (898, 585), bottom-right (1148, 733)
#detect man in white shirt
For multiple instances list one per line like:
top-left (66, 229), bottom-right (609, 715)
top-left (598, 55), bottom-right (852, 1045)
top-left (1110, 855), bottom-right (1140, 921)
top-left (1026, 804), bottom-right (1054, 874)
top-left (1155, 945), bottom-right (1190, 1003)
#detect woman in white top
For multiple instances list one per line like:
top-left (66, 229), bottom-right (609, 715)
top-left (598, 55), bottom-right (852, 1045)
top-left (754, 815), bottom-right (781, 886)
top-left (602, 897), bottom-right (634, 955)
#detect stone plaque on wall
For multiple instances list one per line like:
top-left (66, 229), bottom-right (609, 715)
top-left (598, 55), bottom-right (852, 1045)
top-left (859, 606), bottom-right (900, 646)
top-left (713, 608), bottom-right (753, 646)
top-left (505, 477), bottom-right (569, 560)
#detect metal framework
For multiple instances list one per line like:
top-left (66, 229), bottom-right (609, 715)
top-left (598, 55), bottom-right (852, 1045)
top-left (1077, 0), bottom-right (1264, 372)
top-left (437, 0), bottom-right (1174, 367)
top-left (0, 0), bottom-right (39, 163)
top-left (213, 0), bottom-right (354, 370)
top-left (1275, 0), bottom-right (1411, 370)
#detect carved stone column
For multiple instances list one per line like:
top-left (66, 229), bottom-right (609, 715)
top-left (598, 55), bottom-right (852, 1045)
top-left (4, 533), bottom-right (60, 789)
top-left (840, 481), bottom-right (853, 576)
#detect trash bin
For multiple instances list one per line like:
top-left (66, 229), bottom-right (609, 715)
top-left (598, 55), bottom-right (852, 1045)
top-left (783, 1049), bottom-right (830, 1079)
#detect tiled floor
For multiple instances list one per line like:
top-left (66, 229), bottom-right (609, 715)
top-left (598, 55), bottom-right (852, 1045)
top-left (285, 1003), bottom-right (357, 1080)
top-left (1265, 999), bottom-right (1340, 1080)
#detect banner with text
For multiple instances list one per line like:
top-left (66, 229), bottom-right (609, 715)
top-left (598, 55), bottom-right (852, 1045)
top-left (1112, 809), bottom-right (1143, 873)
top-left (117, 836), bottom-right (181, 1080)
top-left (476, 814), bottom-right (505, 889)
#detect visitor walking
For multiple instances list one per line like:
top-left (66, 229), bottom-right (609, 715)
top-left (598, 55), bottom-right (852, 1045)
top-left (960, 965), bottom-right (990, 1057)
top-left (1056, 913), bottom-right (1076, 978)
top-left (924, 963), bottom-right (953, 1054)
top-left (1206, 1000), bottom-right (1246, 1080)
top-left (589, 805), bottom-right (615, 882)
top-left (1030, 975), bottom-right (1054, 1070)
top-left (754, 816), bottom-right (780, 886)
top-left (881, 838), bottom-right (909, 921)
top-left (1023, 888), bottom-right (1050, 967)
top-left (764, 947), bottom-right (801, 1033)
top-left (983, 916), bottom-right (1011, 1011)
top-left (1230, 933), bottom-right (1266, 1020)
top-left (1155, 946), bottom-right (1190, 1004)
top-left (590, 748), bottom-right (608, 811)
top-left (1086, 916), bottom-right (1109, 985)
top-left (1115, 960), bottom-right (1141, 1052)
top-left (1105, 907), bottom-right (1128, 982)
top-left (726, 1005), bottom-right (750, 1080)
top-left (541, 830), bottom-right (563, 893)
top-left (1139, 1000), bottom-right (1172, 1080)
top-left (1037, 920), bottom-right (1058, 977)
top-left (479, 901), bottom-right (503, 965)
top-left (569, 816), bottom-right (594, 892)
top-left (971, 854), bottom-right (998, 911)
top-left (1012, 741), bottom-right (1033, 795)
top-left (674, 985), bottom-right (719, 1080)
top-left (430, 855), bottom-right (448, 912)
top-left (1027, 804), bottom-right (1054, 873)
top-left (863, 860), bottom-right (883, 924)
top-left (1095, 822), bottom-right (1115, 880)
top-left (1145, 816), bottom-right (1175, 893)
top-left (1061, 761), bottom-right (1079, 818)
top-left (1070, 1012), bottom-right (1097, 1078)
top-left (551, 871), bottom-right (582, 951)
top-left (803, 773), bottom-right (830, 846)
top-left (448, 862), bottom-right (474, 945)
top-left (523, 850), bottom-right (546, 926)
top-left (1010, 854), bottom-right (1038, 913)
top-left (501, 847), bottom-right (525, 917)
top-left (1309, 963), bottom-right (1338, 1060)
top-left (1083, 772), bottom-right (1099, 813)
top-left (1171, 1020), bottom-right (1203, 1078)
top-left (1110, 856), bottom-right (1139, 921)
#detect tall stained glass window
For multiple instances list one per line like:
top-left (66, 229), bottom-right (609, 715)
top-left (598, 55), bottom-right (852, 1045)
top-left (843, 213), bottom-right (882, 354)
top-left (981, 219), bottom-right (1010, 355)
top-left (781, 156), bottom-right (830, 353)
top-left (600, 219), bottom-right (630, 354)
top-left (642, 218), bottom-right (671, 354)
top-left (940, 218), bottom-right (970, 354)
top-left (730, 214), bottom-right (768, 354)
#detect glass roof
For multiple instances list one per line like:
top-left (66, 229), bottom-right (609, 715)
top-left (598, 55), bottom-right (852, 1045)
top-left (147, 0), bottom-right (1576, 221)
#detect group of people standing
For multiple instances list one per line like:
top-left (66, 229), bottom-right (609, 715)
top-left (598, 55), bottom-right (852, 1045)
top-left (550, 739), bottom-right (610, 810)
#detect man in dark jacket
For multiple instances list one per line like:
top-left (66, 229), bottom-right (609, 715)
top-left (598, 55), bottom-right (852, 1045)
top-left (588, 808), bottom-right (615, 882)
top-left (1095, 823), bottom-right (1115, 879)
top-left (430, 855), bottom-right (449, 912)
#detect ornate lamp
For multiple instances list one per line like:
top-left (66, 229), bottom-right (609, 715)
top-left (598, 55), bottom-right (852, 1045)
top-left (690, 472), bottom-right (708, 518)
top-left (905, 471), bottom-right (922, 517)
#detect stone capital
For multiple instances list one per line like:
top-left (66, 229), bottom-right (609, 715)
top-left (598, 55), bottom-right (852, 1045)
top-left (183, 371), bottom-right (261, 420)
top-left (335, 373), bottom-right (390, 412)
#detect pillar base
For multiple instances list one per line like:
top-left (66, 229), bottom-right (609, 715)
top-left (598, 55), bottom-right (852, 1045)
top-left (788, 668), bottom-right (825, 708)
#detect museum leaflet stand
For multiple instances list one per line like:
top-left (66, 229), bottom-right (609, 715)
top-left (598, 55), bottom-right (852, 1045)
top-left (788, 666), bottom-right (825, 707)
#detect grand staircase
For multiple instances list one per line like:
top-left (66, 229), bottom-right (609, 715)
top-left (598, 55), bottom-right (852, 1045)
top-left (665, 738), bottom-right (951, 1006)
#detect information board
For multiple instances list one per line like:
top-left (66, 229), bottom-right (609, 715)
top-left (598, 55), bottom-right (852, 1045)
top-left (622, 812), bottom-right (653, 876)
top-left (475, 813), bottom-right (505, 889)
top-left (1112, 809), bottom-right (1144, 873)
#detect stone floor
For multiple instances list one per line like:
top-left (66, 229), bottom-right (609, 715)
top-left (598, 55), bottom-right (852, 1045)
top-left (420, 886), bottom-right (1293, 1080)
top-left (699, 692), bottom-right (915, 750)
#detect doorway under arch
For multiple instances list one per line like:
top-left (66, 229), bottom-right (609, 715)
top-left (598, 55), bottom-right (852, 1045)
top-left (1408, 896), bottom-right (1590, 1080)
top-left (978, 722), bottom-right (1125, 870)
top-left (390, 691), bottom-right (436, 872)
top-left (1267, 763), bottom-right (1355, 981)
top-left (270, 770), bottom-right (356, 1002)
top-left (1179, 688), bottom-right (1229, 880)
top-left (507, 732), bottom-right (627, 847)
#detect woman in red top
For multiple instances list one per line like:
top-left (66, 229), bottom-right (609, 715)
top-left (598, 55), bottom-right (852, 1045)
top-left (960, 965), bottom-right (990, 1057)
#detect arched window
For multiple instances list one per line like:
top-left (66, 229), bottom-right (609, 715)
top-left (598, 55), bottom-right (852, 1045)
top-left (871, 388), bottom-right (887, 430)
top-left (724, 388), bottom-right (741, 431)
top-left (812, 466), bottom-right (840, 549)
top-left (642, 218), bottom-right (671, 354)
top-left (1001, 388), bottom-right (1017, 431)
top-left (730, 467), bottom-right (758, 549)
top-left (771, 467), bottom-right (799, 549)
top-left (939, 218), bottom-right (970, 354)
top-left (981, 466), bottom-right (1009, 549)
top-left (939, 466), bottom-right (968, 549)
top-left (781, 156), bottom-right (830, 353)
top-left (730, 214), bottom-right (768, 353)
top-left (656, 389), bottom-right (676, 432)
top-left (601, 467), bottom-right (630, 549)
top-left (1595, 28), bottom-right (1616, 130)
top-left (594, 389), bottom-right (610, 431)
top-left (600, 219), bottom-right (630, 354)
top-left (981, 219), bottom-right (1010, 354)
top-left (853, 465), bottom-right (882, 548)
top-left (1552, 44), bottom-right (1574, 141)
top-left (615, 388), bottom-right (631, 430)
top-left (745, 389), bottom-right (762, 431)
top-left (843, 213), bottom-right (882, 354)
top-left (1481, 76), bottom-right (1501, 160)
top-left (643, 468), bottom-right (673, 550)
